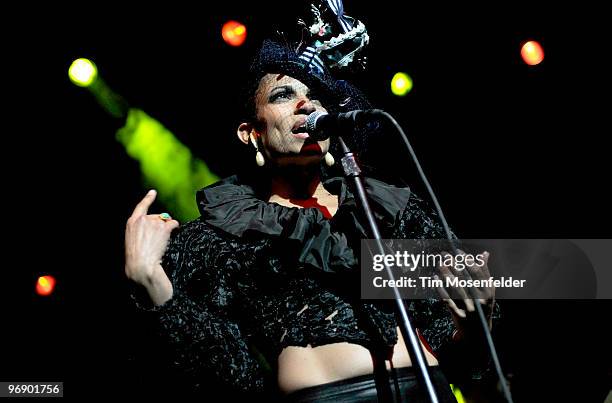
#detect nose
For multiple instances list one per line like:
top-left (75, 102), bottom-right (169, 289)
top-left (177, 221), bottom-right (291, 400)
top-left (295, 97), bottom-right (317, 115)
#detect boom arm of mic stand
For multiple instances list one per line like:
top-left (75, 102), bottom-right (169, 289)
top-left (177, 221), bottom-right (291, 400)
top-left (337, 137), bottom-right (440, 403)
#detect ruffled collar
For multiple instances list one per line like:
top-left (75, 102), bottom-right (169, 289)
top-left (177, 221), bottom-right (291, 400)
top-left (196, 175), bottom-right (410, 274)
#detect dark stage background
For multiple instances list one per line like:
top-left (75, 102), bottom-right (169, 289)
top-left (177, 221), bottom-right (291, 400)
top-left (4, 2), bottom-right (611, 401)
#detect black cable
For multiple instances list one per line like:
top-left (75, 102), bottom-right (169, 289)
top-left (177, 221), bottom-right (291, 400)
top-left (372, 110), bottom-right (514, 403)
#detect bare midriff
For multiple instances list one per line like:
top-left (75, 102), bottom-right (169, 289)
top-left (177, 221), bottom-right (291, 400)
top-left (277, 326), bottom-right (439, 394)
top-left (272, 193), bottom-right (437, 394)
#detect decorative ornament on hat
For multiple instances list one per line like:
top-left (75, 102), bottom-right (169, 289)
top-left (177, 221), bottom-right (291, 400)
top-left (296, 0), bottom-right (370, 75)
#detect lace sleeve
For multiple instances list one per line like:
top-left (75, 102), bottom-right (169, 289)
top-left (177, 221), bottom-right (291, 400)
top-left (130, 218), bottom-right (265, 394)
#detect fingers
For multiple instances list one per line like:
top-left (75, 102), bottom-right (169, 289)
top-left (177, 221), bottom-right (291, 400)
top-left (130, 189), bottom-right (157, 219)
top-left (143, 215), bottom-right (180, 231)
top-left (463, 297), bottom-right (475, 312)
top-left (449, 299), bottom-right (467, 318)
top-left (434, 275), bottom-right (466, 318)
top-left (166, 219), bottom-right (180, 231)
top-left (436, 249), bottom-right (496, 319)
top-left (127, 191), bottom-right (180, 231)
top-left (465, 250), bottom-right (495, 301)
top-left (438, 250), bottom-right (476, 312)
top-left (150, 216), bottom-right (180, 237)
top-left (482, 250), bottom-right (490, 265)
top-left (157, 212), bottom-right (180, 230)
top-left (439, 257), bottom-right (470, 299)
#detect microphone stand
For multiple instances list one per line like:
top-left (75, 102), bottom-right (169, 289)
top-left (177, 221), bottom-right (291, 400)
top-left (336, 137), bottom-right (440, 403)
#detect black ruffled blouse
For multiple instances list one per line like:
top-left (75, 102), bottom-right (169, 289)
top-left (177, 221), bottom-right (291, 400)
top-left (133, 175), bottom-right (480, 396)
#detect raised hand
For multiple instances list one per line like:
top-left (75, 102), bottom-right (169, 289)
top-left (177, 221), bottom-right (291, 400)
top-left (124, 189), bottom-right (178, 305)
top-left (435, 249), bottom-right (496, 339)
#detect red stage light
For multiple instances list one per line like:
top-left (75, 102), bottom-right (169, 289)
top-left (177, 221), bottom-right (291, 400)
top-left (521, 40), bottom-right (544, 66)
top-left (222, 21), bottom-right (247, 47)
top-left (36, 275), bottom-right (56, 296)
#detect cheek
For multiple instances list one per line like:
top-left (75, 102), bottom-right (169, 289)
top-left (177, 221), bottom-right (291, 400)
top-left (261, 129), bottom-right (292, 155)
top-left (264, 131), bottom-right (284, 148)
top-left (259, 107), bottom-right (291, 136)
top-left (261, 109), bottom-right (296, 150)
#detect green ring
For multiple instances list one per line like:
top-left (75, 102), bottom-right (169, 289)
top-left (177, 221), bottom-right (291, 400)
top-left (159, 212), bottom-right (172, 221)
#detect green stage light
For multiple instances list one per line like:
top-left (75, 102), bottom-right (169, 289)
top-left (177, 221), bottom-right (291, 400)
top-left (391, 72), bottom-right (413, 96)
top-left (450, 384), bottom-right (466, 403)
top-left (68, 58), bottom-right (98, 87)
top-left (116, 109), bottom-right (219, 221)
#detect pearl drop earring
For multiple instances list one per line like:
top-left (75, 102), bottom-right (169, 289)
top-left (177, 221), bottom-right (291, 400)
top-left (250, 133), bottom-right (265, 167)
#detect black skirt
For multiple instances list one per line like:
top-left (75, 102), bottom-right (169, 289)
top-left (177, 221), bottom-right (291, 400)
top-left (283, 366), bottom-right (457, 403)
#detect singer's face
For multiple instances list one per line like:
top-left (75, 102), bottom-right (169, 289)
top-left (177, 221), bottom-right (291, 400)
top-left (254, 74), bottom-right (330, 166)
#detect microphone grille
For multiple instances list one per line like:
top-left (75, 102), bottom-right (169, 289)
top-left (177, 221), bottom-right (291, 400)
top-left (305, 111), bottom-right (326, 133)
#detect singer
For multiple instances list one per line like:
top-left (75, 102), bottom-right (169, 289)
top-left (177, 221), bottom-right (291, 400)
top-left (124, 3), bottom-right (497, 402)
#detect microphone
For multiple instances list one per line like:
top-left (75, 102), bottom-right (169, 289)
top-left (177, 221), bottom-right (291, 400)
top-left (304, 109), bottom-right (382, 141)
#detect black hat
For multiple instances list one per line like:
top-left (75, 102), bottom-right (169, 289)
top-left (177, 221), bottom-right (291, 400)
top-left (245, 39), bottom-right (371, 115)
